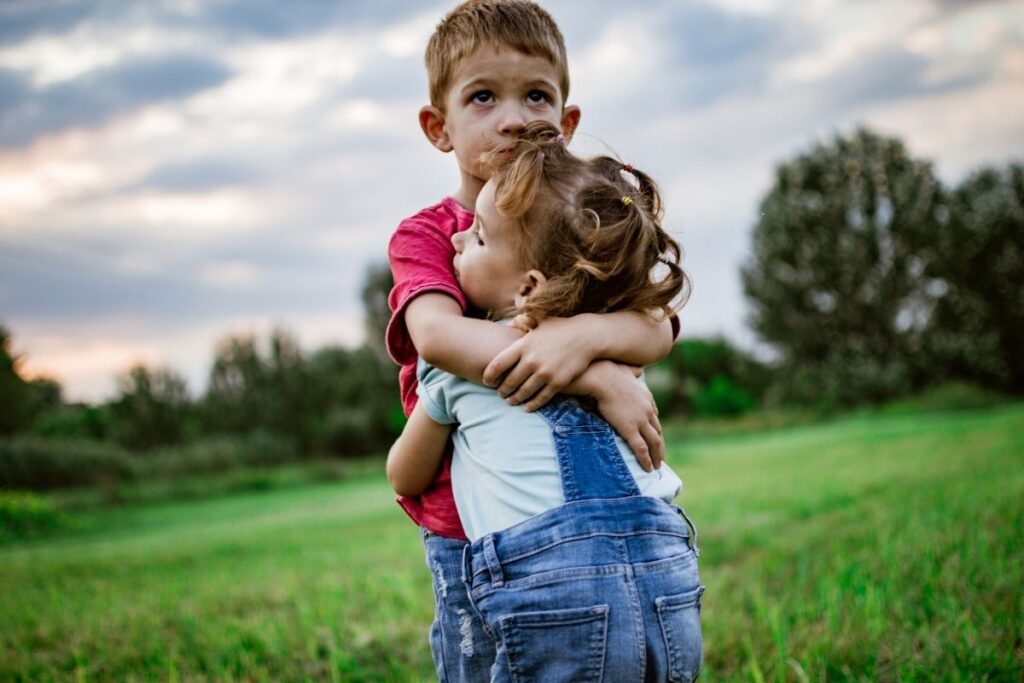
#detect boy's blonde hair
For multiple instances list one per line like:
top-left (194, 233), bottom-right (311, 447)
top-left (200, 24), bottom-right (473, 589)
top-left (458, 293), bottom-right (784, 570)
top-left (485, 121), bottom-right (689, 329)
top-left (426, 0), bottom-right (570, 110)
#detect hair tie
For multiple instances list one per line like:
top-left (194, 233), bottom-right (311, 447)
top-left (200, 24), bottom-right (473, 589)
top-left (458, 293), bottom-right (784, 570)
top-left (555, 133), bottom-right (566, 143)
top-left (623, 164), bottom-right (634, 173)
top-left (621, 196), bottom-right (633, 207)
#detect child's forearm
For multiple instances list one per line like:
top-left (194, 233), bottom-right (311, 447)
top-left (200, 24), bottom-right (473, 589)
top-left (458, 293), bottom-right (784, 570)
top-left (574, 311), bottom-right (674, 366)
top-left (406, 293), bottom-right (524, 383)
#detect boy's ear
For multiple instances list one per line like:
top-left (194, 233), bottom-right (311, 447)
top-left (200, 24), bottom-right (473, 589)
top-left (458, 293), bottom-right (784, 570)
top-left (419, 105), bottom-right (453, 153)
top-left (560, 105), bottom-right (581, 143)
top-left (514, 270), bottom-right (548, 308)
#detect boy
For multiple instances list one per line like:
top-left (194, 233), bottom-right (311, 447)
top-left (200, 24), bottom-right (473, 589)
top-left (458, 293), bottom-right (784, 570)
top-left (386, 1), bottom-right (677, 680)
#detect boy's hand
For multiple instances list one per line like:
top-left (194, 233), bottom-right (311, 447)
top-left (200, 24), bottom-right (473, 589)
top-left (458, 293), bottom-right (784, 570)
top-left (483, 317), bottom-right (596, 411)
top-left (573, 361), bottom-right (664, 472)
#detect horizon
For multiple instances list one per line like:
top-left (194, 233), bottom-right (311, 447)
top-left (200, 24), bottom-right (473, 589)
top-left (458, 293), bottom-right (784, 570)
top-left (2, 0), bottom-right (1022, 402)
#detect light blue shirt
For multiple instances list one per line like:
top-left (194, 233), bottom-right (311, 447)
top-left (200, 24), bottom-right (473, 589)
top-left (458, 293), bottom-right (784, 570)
top-left (417, 360), bottom-right (682, 541)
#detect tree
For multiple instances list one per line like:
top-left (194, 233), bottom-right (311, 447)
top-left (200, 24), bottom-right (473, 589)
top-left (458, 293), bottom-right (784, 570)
top-left (923, 163), bottom-right (1024, 393)
top-left (109, 364), bottom-right (191, 451)
top-left (202, 329), bottom-right (316, 448)
top-left (361, 261), bottom-right (394, 362)
top-left (742, 128), bottom-right (944, 406)
top-left (0, 325), bottom-right (31, 434)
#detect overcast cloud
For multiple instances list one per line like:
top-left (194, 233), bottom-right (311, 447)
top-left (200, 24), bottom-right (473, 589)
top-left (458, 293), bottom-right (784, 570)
top-left (1, 0), bottom-right (1022, 401)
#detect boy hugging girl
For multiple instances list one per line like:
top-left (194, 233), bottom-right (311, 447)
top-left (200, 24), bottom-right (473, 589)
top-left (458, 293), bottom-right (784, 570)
top-left (384, 1), bottom-right (704, 681)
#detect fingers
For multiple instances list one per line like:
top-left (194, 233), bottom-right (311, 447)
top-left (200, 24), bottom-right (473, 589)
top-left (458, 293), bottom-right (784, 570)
top-left (497, 361), bottom-right (535, 398)
top-left (522, 383), bottom-right (560, 413)
top-left (641, 422), bottom-right (664, 469)
top-left (504, 373), bottom-right (547, 407)
top-left (628, 433), bottom-right (654, 473)
top-left (483, 344), bottom-right (521, 387)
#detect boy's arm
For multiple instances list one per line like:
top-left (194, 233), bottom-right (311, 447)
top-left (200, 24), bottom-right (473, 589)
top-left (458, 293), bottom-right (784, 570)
top-left (407, 295), bottom-right (668, 471)
top-left (405, 293), bottom-right (525, 383)
top-left (386, 402), bottom-right (452, 497)
top-left (484, 311), bottom-right (674, 410)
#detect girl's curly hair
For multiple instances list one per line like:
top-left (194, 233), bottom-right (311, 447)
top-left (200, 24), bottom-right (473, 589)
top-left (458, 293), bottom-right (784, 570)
top-left (483, 121), bottom-right (690, 329)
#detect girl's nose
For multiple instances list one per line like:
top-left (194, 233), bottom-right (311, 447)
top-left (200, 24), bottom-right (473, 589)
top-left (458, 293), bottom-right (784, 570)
top-left (452, 231), bottom-right (465, 252)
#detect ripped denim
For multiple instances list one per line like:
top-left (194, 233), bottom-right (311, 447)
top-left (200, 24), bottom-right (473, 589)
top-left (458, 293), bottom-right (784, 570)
top-left (422, 529), bottom-right (497, 682)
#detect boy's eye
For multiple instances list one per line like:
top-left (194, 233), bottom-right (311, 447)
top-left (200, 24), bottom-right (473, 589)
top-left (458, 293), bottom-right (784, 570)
top-left (470, 90), bottom-right (494, 105)
top-left (526, 90), bottom-right (550, 105)
top-left (474, 227), bottom-right (484, 245)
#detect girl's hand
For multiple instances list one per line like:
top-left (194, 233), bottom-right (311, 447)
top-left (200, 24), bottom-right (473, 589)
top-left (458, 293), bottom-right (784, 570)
top-left (575, 361), bottom-right (664, 472)
top-left (483, 316), bottom-right (595, 411)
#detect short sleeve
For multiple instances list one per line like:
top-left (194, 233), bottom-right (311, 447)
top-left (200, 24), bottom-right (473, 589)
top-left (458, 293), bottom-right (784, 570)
top-left (416, 360), bottom-right (456, 425)
top-left (386, 214), bottom-right (468, 366)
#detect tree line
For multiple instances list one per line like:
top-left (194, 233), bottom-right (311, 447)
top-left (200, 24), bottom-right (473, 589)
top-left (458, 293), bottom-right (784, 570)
top-left (1, 127), bottom-right (1020, 490)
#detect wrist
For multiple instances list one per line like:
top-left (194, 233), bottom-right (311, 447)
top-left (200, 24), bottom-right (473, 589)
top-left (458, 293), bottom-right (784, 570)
top-left (571, 313), bottom-right (607, 359)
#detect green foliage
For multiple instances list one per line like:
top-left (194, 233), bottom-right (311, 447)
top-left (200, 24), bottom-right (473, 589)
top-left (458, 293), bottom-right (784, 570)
top-left (923, 163), bottom-right (1024, 393)
top-left (691, 376), bottom-right (756, 417)
top-left (30, 403), bottom-right (110, 440)
top-left (877, 381), bottom-right (1010, 415)
top-left (653, 337), bottom-right (767, 416)
top-left (361, 261), bottom-right (394, 363)
top-left (109, 364), bottom-right (191, 451)
top-left (0, 490), bottom-right (63, 542)
top-left (138, 430), bottom-right (298, 478)
top-left (742, 128), bottom-right (943, 406)
top-left (0, 325), bottom-right (32, 435)
top-left (0, 437), bottom-right (134, 490)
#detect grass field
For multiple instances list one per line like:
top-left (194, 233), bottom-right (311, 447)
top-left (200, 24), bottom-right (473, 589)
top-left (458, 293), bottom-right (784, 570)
top-left (2, 405), bottom-right (1022, 682)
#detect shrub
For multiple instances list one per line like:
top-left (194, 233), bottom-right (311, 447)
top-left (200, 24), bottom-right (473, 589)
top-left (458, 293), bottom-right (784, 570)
top-left (139, 430), bottom-right (298, 478)
top-left (691, 375), bottom-right (757, 417)
top-left (0, 490), bottom-right (64, 541)
top-left (0, 438), bottom-right (134, 490)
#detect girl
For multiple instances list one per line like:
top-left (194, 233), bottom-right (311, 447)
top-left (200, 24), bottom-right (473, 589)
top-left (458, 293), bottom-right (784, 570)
top-left (387, 121), bottom-right (703, 682)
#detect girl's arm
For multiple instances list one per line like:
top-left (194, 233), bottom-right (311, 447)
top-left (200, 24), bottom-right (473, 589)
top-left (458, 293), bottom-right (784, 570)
top-left (386, 402), bottom-right (452, 497)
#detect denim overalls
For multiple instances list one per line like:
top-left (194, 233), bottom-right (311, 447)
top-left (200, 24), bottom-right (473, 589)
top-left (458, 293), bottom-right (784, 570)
top-left (462, 399), bottom-right (704, 683)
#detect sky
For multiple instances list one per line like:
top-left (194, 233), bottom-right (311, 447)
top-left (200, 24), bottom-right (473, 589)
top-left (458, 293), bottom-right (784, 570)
top-left (2, 0), bottom-right (1022, 402)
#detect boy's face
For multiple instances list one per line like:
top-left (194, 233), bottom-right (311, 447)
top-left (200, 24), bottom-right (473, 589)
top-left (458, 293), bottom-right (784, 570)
top-left (422, 44), bottom-right (579, 197)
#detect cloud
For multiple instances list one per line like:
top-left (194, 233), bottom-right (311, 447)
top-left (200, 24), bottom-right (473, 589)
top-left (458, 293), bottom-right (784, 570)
top-left (2, 0), bottom-right (1022, 400)
top-left (1, 52), bottom-right (232, 147)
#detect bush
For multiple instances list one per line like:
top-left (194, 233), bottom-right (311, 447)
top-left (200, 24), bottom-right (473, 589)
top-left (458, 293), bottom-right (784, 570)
top-left (880, 382), bottom-right (1010, 414)
top-left (0, 490), bottom-right (64, 541)
top-left (139, 430), bottom-right (298, 478)
top-left (0, 438), bottom-right (134, 490)
top-left (30, 404), bottom-right (110, 440)
top-left (691, 375), bottom-right (757, 417)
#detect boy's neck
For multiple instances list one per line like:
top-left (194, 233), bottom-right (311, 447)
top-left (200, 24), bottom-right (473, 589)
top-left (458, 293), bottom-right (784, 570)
top-left (450, 172), bottom-right (485, 212)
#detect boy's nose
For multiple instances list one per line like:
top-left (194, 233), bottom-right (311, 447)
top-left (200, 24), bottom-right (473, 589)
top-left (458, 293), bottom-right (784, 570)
top-left (452, 231), bottom-right (464, 252)
top-left (497, 104), bottom-right (527, 136)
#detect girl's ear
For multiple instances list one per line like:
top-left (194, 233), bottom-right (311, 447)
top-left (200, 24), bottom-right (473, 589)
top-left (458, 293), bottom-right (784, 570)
top-left (514, 270), bottom-right (547, 308)
top-left (419, 106), bottom-right (453, 152)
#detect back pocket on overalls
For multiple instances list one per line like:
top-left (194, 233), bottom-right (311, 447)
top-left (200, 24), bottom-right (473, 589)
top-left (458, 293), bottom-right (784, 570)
top-left (498, 604), bottom-right (609, 683)
top-left (656, 585), bottom-right (705, 683)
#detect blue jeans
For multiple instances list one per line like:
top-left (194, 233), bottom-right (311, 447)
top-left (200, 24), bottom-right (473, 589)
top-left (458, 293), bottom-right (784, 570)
top-left (423, 529), bottom-right (497, 682)
top-left (463, 399), bottom-right (705, 682)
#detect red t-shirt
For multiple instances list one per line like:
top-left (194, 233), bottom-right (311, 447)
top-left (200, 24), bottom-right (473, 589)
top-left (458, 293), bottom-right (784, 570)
top-left (387, 197), bottom-right (474, 539)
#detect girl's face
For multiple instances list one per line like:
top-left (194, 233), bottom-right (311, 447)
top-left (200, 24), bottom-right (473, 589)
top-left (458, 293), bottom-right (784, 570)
top-left (452, 180), bottom-right (529, 315)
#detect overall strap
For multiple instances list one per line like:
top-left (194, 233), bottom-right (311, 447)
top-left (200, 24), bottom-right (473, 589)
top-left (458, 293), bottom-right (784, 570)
top-left (537, 399), bottom-right (642, 502)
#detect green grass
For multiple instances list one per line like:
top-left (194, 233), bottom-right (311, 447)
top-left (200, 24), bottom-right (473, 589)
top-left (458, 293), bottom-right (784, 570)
top-left (2, 405), bottom-right (1022, 681)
